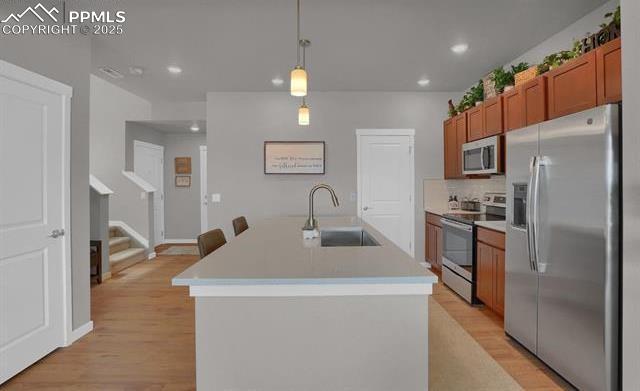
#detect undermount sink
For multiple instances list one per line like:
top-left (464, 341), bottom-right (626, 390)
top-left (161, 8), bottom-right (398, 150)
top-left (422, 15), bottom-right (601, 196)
top-left (320, 227), bottom-right (380, 247)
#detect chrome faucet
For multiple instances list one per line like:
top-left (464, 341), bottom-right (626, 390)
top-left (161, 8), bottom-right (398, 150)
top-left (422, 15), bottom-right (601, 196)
top-left (303, 184), bottom-right (340, 231)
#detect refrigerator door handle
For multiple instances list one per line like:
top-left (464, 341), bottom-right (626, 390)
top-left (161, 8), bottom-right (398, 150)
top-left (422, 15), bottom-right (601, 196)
top-left (532, 156), bottom-right (545, 273)
top-left (526, 156), bottom-right (537, 271)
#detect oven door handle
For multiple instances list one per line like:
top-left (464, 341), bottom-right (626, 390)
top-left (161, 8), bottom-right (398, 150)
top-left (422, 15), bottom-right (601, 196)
top-left (441, 219), bottom-right (473, 232)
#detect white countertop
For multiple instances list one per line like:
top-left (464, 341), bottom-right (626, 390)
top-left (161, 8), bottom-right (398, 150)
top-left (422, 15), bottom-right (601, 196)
top-left (173, 216), bottom-right (437, 297)
top-left (475, 220), bottom-right (506, 233)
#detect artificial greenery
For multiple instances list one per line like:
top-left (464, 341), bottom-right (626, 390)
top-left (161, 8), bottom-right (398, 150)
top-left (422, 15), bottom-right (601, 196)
top-left (601, 5), bottom-right (621, 30)
top-left (455, 80), bottom-right (484, 113)
top-left (510, 62), bottom-right (530, 75)
top-left (490, 67), bottom-right (514, 94)
top-left (537, 49), bottom-right (578, 74)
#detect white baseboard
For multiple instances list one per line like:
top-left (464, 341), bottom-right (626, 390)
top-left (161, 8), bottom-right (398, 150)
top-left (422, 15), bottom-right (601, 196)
top-left (148, 252), bottom-right (157, 260)
top-left (164, 239), bottom-right (197, 244)
top-left (65, 321), bottom-right (93, 346)
top-left (101, 271), bottom-right (112, 281)
top-left (109, 220), bottom-right (149, 249)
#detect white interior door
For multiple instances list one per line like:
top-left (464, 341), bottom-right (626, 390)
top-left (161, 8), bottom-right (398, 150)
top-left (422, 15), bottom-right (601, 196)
top-left (0, 62), bottom-right (71, 383)
top-left (200, 146), bottom-right (208, 233)
top-left (134, 140), bottom-right (165, 244)
top-left (357, 130), bottom-right (415, 256)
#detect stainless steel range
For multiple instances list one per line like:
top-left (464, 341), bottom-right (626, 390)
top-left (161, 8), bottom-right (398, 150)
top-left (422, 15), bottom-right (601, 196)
top-left (441, 193), bottom-right (506, 304)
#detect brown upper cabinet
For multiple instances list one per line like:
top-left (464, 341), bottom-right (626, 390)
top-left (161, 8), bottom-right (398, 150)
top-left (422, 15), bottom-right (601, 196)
top-left (454, 113), bottom-right (468, 178)
top-left (547, 50), bottom-right (597, 119)
top-left (503, 86), bottom-right (524, 132)
top-left (467, 105), bottom-right (484, 142)
top-left (444, 112), bottom-right (467, 179)
top-left (443, 118), bottom-right (457, 179)
top-left (522, 75), bottom-right (548, 126)
top-left (483, 96), bottom-right (504, 136)
top-left (596, 37), bottom-right (622, 105)
top-left (504, 76), bottom-right (548, 132)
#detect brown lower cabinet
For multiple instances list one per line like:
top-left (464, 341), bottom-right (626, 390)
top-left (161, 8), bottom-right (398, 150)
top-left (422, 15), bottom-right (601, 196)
top-left (425, 213), bottom-right (443, 271)
top-left (476, 227), bottom-right (505, 317)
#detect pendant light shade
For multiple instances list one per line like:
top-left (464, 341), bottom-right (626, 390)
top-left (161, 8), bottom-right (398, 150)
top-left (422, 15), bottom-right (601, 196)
top-left (298, 101), bottom-right (310, 125)
top-left (290, 66), bottom-right (307, 97)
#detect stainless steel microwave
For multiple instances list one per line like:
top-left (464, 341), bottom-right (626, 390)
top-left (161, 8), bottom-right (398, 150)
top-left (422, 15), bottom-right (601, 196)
top-left (462, 136), bottom-right (503, 175)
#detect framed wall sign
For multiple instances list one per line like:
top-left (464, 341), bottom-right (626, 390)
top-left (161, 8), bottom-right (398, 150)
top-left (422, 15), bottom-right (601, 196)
top-left (175, 175), bottom-right (191, 187)
top-left (175, 157), bottom-right (192, 174)
top-left (264, 141), bottom-right (325, 175)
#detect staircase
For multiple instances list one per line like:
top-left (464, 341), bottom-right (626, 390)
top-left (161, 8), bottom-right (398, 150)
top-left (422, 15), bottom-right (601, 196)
top-left (109, 226), bottom-right (146, 275)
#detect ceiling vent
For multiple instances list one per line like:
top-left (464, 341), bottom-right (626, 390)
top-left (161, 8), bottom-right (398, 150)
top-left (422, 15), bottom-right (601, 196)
top-left (98, 66), bottom-right (124, 79)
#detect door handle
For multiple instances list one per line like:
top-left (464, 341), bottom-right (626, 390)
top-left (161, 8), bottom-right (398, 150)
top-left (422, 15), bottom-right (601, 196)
top-left (526, 156), bottom-right (537, 272)
top-left (48, 229), bottom-right (65, 238)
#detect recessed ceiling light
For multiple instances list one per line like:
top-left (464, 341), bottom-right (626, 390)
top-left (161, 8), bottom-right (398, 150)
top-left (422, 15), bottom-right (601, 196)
top-left (451, 43), bottom-right (469, 54)
top-left (271, 77), bottom-right (284, 86)
top-left (167, 65), bottom-right (182, 75)
top-left (417, 78), bottom-right (430, 87)
top-left (190, 122), bottom-right (200, 132)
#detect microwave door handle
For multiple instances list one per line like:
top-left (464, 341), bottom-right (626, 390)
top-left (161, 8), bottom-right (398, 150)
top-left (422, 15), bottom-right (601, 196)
top-left (480, 147), bottom-right (486, 170)
top-left (526, 156), bottom-right (537, 271)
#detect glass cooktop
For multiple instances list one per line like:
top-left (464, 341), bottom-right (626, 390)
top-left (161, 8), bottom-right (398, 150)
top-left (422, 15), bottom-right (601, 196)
top-left (442, 212), bottom-right (505, 225)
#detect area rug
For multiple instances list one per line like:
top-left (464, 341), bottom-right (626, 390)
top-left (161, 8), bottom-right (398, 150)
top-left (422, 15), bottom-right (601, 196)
top-left (159, 245), bottom-right (199, 256)
top-left (429, 297), bottom-right (523, 390)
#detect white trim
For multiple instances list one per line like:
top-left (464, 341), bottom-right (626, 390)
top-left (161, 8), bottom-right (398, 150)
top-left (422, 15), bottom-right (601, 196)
top-left (356, 129), bottom-right (416, 258)
top-left (61, 93), bottom-right (74, 348)
top-left (200, 145), bottom-right (208, 233)
top-left (0, 60), bottom-right (72, 97)
top-left (189, 283), bottom-right (432, 298)
top-left (356, 128), bottom-right (415, 136)
top-left (133, 140), bottom-right (165, 245)
top-left (147, 252), bottom-right (157, 260)
top-left (133, 139), bottom-right (164, 152)
top-left (164, 239), bottom-right (197, 244)
top-left (109, 220), bottom-right (149, 249)
top-left (122, 170), bottom-right (156, 193)
top-left (65, 321), bottom-right (93, 346)
top-left (89, 174), bottom-right (114, 195)
top-left (101, 271), bottom-right (112, 281)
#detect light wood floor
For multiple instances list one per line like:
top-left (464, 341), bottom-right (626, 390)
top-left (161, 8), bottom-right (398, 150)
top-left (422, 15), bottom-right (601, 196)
top-left (431, 271), bottom-right (573, 391)
top-left (4, 251), bottom-right (571, 390)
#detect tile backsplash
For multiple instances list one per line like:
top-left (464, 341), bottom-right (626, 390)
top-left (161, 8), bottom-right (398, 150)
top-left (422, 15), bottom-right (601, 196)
top-left (423, 176), bottom-right (506, 211)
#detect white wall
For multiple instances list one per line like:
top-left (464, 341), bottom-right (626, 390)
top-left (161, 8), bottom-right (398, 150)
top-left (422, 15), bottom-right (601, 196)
top-left (620, 0), bottom-right (639, 388)
top-left (207, 91), bottom-right (459, 263)
top-left (0, 20), bottom-right (92, 329)
top-left (507, 0), bottom-right (619, 68)
top-left (90, 75), bottom-right (153, 240)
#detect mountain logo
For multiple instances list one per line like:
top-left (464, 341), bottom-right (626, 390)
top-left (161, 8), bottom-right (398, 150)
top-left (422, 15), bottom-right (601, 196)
top-left (1, 3), bottom-right (60, 23)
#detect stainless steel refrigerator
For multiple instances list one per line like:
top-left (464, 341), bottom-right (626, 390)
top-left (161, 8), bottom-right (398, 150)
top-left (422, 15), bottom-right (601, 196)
top-left (505, 104), bottom-right (620, 390)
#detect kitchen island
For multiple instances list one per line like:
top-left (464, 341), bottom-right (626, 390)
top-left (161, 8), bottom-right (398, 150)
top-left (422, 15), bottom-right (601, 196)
top-left (173, 216), bottom-right (437, 390)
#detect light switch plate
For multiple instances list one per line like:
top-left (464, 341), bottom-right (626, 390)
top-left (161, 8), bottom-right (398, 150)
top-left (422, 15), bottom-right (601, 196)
top-left (211, 193), bottom-right (221, 203)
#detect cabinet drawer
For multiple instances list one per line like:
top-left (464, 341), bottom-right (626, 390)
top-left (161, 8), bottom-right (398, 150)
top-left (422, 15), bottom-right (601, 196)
top-left (596, 37), bottom-right (621, 105)
top-left (547, 51), bottom-right (597, 119)
top-left (477, 227), bottom-right (505, 250)
top-left (426, 213), bottom-right (442, 227)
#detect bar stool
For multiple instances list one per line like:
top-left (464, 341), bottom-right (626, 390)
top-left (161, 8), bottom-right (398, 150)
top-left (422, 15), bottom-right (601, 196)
top-left (197, 228), bottom-right (227, 259)
top-left (232, 216), bottom-right (249, 236)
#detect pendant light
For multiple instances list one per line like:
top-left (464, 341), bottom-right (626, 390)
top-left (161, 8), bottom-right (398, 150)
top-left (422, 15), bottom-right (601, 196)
top-left (298, 98), bottom-right (310, 126)
top-left (290, 0), bottom-right (307, 97)
top-left (298, 39), bottom-right (310, 126)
